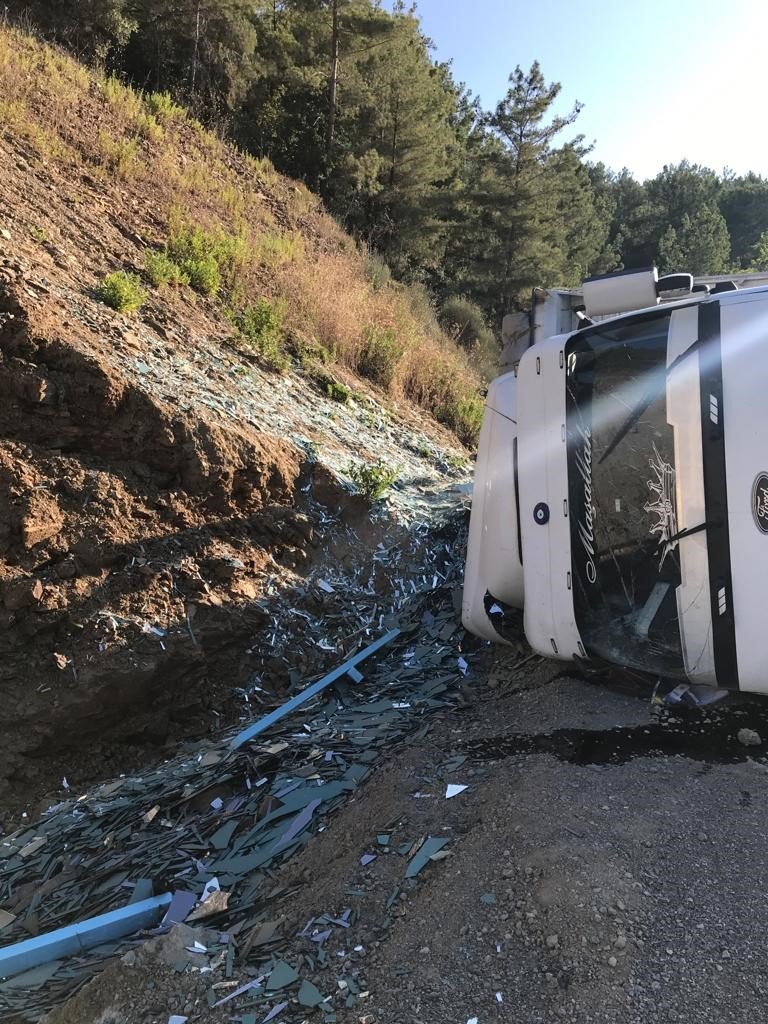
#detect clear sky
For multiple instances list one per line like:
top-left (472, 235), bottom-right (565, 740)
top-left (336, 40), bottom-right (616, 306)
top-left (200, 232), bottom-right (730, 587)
top-left (404, 0), bottom-right (768, 182)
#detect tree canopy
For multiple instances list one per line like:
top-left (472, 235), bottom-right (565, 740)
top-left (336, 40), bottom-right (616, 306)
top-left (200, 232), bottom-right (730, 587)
top-left (8, 0), bottom-right (768, 352)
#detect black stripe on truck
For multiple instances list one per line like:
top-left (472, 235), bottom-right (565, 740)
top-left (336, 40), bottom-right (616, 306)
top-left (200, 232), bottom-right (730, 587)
top-left (698, 300), bottom-right (739, 689)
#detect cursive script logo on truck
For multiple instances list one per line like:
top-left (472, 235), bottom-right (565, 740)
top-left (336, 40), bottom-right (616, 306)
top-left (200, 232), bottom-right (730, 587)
top-left (574, 423), bottom-right (597, 583)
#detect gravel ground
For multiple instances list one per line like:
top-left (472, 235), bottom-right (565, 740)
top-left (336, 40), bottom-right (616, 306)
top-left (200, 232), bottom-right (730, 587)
top-left (46, 653), bottom-right (768, 1024)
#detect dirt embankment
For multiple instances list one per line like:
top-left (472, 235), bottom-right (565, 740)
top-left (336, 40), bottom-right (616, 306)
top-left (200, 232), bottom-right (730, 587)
top-left (0, 25), bottom-right (473, 821)
top-left (0, 258), bottom-right (431, 810)
top-left (0, 24), bottom-right (475, 811)
top-left (0, 214), bottom-right (470, 815)
top-left (0, 269), bottom-right (289, 786)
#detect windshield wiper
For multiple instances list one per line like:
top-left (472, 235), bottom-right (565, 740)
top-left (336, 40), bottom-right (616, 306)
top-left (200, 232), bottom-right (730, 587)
top-left (666, 518), bottom-right (722, 545)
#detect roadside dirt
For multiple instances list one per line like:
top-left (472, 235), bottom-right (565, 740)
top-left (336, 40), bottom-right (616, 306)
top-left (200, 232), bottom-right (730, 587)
top-left (43, 654), bottom-right (768, 1024)
top-left (0, 221), bottom-right (465, 816)
top-left (0, 267), bottom-right (317, 802)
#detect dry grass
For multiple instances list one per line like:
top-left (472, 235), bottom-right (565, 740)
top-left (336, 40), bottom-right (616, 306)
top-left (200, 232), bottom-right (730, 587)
top-left (0, 24), bottom-right (485, 445)
top-left (98, 132), bottom-right (143, 179)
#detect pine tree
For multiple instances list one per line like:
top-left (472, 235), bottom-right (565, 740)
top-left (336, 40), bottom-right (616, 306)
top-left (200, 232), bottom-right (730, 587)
top-left (126, 1), bottom-right (261, 116)
top-left (647, 161), bottom-right (721, 227)
top-left (656, 206), bottom-right (730, 274)
top-left (479, 62), bottom-right (587, 311)
top-left (657, 225), bottom-right (685, 274)
top-left (720, 173), bottom-right (768, 268)
top-left (584, 163), bottom-right (621, 274)
top-left (329, 8), bottom-right (462, 277)
top-left (750, 229), bottom-right (768, 272)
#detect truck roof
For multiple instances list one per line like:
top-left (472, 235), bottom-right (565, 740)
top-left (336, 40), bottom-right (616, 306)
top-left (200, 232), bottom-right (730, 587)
top-left (529, 272), bottom-right (768, 348)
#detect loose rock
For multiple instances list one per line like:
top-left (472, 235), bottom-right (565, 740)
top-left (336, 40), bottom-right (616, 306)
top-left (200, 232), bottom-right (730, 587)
top-left (3, 576), bottom-right (44, 611)
top-left (738, 728), bottom-right (762, 747)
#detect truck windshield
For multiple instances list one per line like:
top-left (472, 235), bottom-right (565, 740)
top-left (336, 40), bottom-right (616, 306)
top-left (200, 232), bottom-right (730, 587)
top-left (564, 313), bottom-right (686, 678)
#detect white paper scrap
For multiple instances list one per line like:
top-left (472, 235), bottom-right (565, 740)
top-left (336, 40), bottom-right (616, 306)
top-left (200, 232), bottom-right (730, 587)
top-left (318, 579), bottom-right (335, 593)
top-left (445, 784), bottom-right (468, 799)
top-left (169, 1016), bottom-right (189, 1024)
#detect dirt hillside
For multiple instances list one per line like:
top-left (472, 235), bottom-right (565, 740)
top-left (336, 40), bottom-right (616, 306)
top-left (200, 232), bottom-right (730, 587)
top-left (0, 27), bottom-right (474, 811)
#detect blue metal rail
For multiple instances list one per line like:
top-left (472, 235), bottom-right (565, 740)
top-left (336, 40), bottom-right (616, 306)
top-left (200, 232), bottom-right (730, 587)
top-left (229, 628), bottom-right (401, 750)
top-left (0, 893), bottom-right (172, 979)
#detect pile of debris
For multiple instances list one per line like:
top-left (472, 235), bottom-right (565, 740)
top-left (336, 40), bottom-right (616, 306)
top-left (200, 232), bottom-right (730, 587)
top-left (0, 520), bottom-right (487, 1021)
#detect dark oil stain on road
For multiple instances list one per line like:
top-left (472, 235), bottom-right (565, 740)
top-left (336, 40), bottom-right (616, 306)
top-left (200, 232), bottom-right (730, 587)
top-left (462, 702), bottom-right (768, 767)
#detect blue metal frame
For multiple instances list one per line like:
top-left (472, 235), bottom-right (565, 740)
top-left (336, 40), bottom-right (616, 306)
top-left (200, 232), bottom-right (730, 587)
top-left (229, 628), bottom-right (401, 750)
top-left (0, 893), bottom-right (172, 979)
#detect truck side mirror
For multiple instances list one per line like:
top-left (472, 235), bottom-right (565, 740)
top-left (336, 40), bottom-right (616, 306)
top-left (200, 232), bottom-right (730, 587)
top-left (656, 273), bottom-right (693, 295)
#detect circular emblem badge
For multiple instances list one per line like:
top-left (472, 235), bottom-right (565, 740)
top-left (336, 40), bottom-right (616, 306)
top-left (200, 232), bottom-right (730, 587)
top-left (752, 472), bottom-right (768, 534)
top-left (533, 502), bottom-right (550, 525)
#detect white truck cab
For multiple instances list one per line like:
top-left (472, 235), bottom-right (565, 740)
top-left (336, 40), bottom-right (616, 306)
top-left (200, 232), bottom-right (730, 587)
top-left (463, 267), bottom-right (768, 695)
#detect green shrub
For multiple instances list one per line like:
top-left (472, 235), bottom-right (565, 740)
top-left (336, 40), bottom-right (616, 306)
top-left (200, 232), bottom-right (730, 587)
top-left (97, 271), bottom-right (146, 314)
top-left (99, 133), bottom-right (141, 179)
top-left (167, 218), bottom-right (247, 298)
top-left (145, 250), bottom-right (189, 288)
top-left (185, 253), bottom-right (221, 295)
top-left (136, 111), bottom-right (163, 142)
top-left (405, 281), bottom-right (441, 333)
top-left (103, 75), bottom-right (143, 120)
top-left (440, 296), bottom-right (490, 347)
top-left (232, 299), bottom-right (288, 371)
top-left (364, 251), bottom-right (391, 291)
top-left (440, 295), bottom-right (500, 382)
top-left (29, 224), bottom-right (47, 243)
top-left (358, 325), bottom-right (404, 389)
top-left (325, 379), bottom-right (352, 404)
top-left (436, 392), bottom-right (484, 447)
top-left (295, 338), bottom-right (332, 368)
top-left (445, 451), bottom-right (470, 471)
top-left (347, 458), bottom-right (400, 502)
top-left (145, 91), bottom-right (184, 120)
top-left (167, 222), bottom-right (211, 265)
top-left (254, 230), bottom-right (303, 268)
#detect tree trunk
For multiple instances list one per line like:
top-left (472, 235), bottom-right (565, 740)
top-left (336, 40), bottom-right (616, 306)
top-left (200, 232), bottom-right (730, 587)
top-left (326, 0), bottom-right (339, 158)
top-left (190, 1), bottom-right (201, 96)
top-left (389, 92), bottom-right (399, 189)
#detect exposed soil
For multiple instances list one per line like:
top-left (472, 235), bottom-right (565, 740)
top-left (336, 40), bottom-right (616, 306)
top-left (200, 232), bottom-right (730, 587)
top-left (0, 32), bottom-right (477, 817)
top-left (0, 180), bottom-right (465, 814)
top-left (0, 267), bottom-right (317, 807)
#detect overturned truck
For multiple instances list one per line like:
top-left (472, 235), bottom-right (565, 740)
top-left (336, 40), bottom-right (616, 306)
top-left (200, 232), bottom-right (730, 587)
top-left (463, 267), bottom-right (768, 696)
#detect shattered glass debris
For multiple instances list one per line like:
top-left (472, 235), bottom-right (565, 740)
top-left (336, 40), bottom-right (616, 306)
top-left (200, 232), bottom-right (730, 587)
top-left (0, 522), bottom-right (477, 1021)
